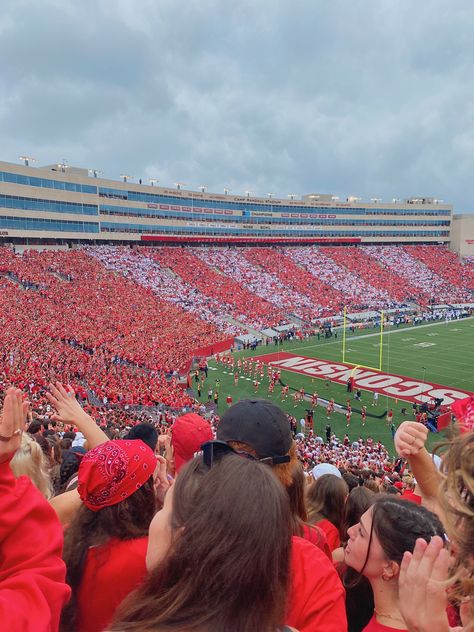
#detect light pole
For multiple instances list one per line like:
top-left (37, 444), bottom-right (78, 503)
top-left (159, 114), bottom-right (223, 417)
top-left (19, 155), bottom-right (36, 167)
top-left (149, 178), bottom-right (159, 186)
top-left (287, 194), bottom-right (297, 201)
top-left (199, 185), bottom-right (207, 193)
top-left (88, 169), bottom-right (102, 179)
top-left (224, 187), bottom-right (231, 195)
top-left (174, 182), bottom-right (186, 190)
top-left (120, 175), bottom-right (133, 183)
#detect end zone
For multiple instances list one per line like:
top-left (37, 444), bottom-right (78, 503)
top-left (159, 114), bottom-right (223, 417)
top-left (252, 352), bottom-right (473, 405)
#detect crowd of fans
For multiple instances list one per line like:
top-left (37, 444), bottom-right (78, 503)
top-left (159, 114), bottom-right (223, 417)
top-left (86, 246), bottom-right (242, 334)
top-left (1, 244), bottom-right (473, 420)
top-left (191, 246), bottom-right (319, 320)
top-left (0, 244), bottom-right (473, 630)
top-left (286, 247), bottom-right (396, 311)
top-left (322, 246), bottom-right (422, 304)
top-left (145, 246), bottom-right (288, 329)
top-left (365, 246), bottom-right (473, 303)
top-left (1, 385), bottom-right (472, 632)
top-left (404, 245), bottom-right (474, 293)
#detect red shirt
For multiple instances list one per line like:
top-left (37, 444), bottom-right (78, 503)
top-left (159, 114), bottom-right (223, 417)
top-left (76, 536), bottom-right (148, 632)
top-left (0, 459), bottom-right (70, 632)
top-left (286, 536), bottom-right (347, 632)
top-left (300, 523), bottom-right (332, 560)
top-left (363, 615), bottom-right (407, 631)
top-left (401, 490), bottom-right (422, 505)
top-left (316, 518), bottom-right (341, 552)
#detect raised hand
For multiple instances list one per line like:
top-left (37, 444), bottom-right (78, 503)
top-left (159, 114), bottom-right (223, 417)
top-left (0, 387), bottom-right (28, 463)
top-left (394, 421), bottom-right (429, 458)
top-left (46, 381), bottom-right (109, 449)
top-left (398, 536), bottom-right (450, 632)
top-left (46, 382), bottom-right (86, 425)
top-left (153, 454), bottom-right (171, 506)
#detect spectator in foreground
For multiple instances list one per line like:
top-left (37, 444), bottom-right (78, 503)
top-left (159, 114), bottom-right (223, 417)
top-left (345, 495), bottom-right (445, 631)
top-left (335, 487), bottom-right (376, 632)
top-left (60, 440), bottom-right (157, 632)
top-left (10, 432), bottom-right (54, 499)
top-left (111, 453), bottom-right (297, 632)
top-left (215, 399), bottom-right (347, 631)
top-left (306, 467), bottom-right (349, 551)
top-left (0, 387), bottom-right (70, 631)
top-left (395, 420), bottom-right (473, 631)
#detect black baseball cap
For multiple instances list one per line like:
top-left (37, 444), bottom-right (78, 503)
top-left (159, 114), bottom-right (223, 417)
top-left (217, 399), bottom-right (292, 461)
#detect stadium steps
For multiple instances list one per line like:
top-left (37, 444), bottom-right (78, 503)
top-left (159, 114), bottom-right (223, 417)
top-left (286, 312), bottom-right (305, 326)
top-left (49, 270), bottom-right (71, 282)
top-left (0, 271), bottom-right (41, 291)
top-left (224, 315), bottom-right (261, 337)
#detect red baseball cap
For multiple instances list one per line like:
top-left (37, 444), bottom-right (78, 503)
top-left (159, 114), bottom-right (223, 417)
top-left (171, 413), bottom-right (213, 473)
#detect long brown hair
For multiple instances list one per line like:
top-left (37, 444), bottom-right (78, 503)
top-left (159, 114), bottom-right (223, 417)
top-left (307, 473), bottom-right (349, 534)
top-left (61, 477), bottom-right (156, 632)
top-left (112, 454), bottom-right (293, 632)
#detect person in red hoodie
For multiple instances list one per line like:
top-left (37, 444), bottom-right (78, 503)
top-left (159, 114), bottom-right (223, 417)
top-left (0, 387), bottom-right (70, 632)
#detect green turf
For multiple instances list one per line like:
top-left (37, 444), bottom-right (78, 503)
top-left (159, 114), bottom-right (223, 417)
top-left (199, 317), bottom-right (474, 455)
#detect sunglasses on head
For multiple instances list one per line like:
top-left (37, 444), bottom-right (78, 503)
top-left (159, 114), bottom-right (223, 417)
top-left (200, 440), bottom-right (290, 468)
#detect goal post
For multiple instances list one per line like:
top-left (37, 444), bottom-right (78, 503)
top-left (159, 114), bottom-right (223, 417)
top-left (342, 306), bottom-right (384, 372)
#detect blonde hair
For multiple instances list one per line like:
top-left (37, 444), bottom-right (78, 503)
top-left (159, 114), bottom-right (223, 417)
top-left (10, 433), bottom-right (54, 499)
top-left (436, 431), bottom-right (474, 628)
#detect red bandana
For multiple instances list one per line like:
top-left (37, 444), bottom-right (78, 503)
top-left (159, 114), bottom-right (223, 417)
top-left (78, 440), bottom-right (156, 511)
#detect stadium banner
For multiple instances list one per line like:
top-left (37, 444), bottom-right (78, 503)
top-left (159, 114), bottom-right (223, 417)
top-left (140, 235), bottom-right (361, 244)
top-left (252, 352), bottom-right (474, 405)
top-left (193, 337), bottom-right (235, 359)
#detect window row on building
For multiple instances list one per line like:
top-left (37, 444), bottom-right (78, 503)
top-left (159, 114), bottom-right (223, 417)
top-left (0, 171), bottom-right (97, 194)
top-left (98, 187), bottom-right (450, 216)
top-left (98, 205), bottom-right (449, 226)
top-left (99, 222), bottom-right (449, 238)
top-left (0, 215), bottom-right (99, 232)
top-left (0, 194), bottom-right (98, 215)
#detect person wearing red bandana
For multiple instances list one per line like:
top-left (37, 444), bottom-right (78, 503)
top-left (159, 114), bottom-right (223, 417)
top-left (61, 439), bottom-right (158, 632)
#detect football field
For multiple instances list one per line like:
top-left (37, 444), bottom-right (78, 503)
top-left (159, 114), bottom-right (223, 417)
top-left (206, 317), bottom-right (474, 454)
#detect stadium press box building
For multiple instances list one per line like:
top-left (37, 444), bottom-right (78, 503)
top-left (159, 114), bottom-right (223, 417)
top-left (0, 159), bottom-right (457, 249)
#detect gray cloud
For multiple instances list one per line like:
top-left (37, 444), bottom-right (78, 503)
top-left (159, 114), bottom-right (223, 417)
top-left (1, 0), bottom-right (473, 210)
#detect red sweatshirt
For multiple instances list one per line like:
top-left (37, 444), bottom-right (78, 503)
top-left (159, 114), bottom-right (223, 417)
top-left (76, 536), bottom-right (148, 632)
top-left (0, 458), bottom-right (70, 632)
top-left (286, 536), bottom-right (347, 632)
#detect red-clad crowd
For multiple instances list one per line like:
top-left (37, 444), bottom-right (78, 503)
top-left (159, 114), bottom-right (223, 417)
top-left (146, 246), bottom-right (287, 329)
top-left (242, 246), bottom-right (346, 319)
top-left (1, 382), bottom-right (472, 632)
top-left (366, 246), bottom-right (473, 303)
top-left (404, 245), bottom-right (474, 296)
top-left (0, 248), bottom-right (226, 410)
top-left (322, 246), bottom-right (422, 304)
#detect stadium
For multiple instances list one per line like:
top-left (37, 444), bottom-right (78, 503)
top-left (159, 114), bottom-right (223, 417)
top-left (1, 156), bottom-right (474, 450)
top-left (3, 1), bottom-right (474, 628)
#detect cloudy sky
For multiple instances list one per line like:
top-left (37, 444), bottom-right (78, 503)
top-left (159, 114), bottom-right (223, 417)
top-left (1, 0), bottom-right (473, 211)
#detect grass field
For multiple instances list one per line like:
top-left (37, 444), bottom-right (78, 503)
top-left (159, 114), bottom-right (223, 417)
top-left (202, 317), bottom-right (474, 454)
